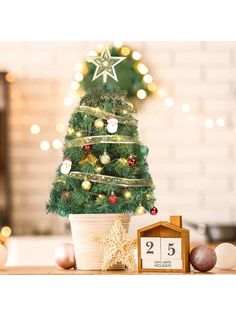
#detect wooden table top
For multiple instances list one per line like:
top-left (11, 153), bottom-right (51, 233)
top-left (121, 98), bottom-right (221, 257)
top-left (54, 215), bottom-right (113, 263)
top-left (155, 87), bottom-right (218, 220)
top-left (0, 266), bottom-right (236, 275)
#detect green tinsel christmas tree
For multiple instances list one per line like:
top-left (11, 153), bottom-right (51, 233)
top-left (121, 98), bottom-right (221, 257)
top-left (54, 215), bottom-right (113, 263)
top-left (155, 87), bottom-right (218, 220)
top-left (46, 46), bottom-right (156, 217)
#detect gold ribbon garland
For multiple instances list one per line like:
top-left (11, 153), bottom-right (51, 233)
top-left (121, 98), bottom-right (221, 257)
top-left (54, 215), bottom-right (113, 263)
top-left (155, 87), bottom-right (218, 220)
top-left (75, 105), bottom-right (138, 126)
top-left (65, 135), bottom-right (142, 148)
top-left (56, 172), bottom-right (153, 187)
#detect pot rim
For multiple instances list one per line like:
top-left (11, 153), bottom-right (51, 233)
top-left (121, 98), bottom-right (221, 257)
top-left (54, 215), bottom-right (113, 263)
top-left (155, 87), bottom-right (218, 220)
top-left (69, 213), bottom-right (131, 223)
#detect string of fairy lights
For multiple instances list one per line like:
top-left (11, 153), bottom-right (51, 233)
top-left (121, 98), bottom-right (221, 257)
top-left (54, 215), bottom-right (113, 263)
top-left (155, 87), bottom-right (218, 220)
top-left (24, 42), bottom-right (235, 151)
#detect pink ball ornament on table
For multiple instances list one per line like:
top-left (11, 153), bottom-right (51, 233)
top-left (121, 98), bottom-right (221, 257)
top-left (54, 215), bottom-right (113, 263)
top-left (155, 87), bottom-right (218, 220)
top-left (190, 245), bottom-right (217, 272)
top-left (215, 243), bottom-right (236, 270)
top-left (54, 243), bottom-right (76, 269)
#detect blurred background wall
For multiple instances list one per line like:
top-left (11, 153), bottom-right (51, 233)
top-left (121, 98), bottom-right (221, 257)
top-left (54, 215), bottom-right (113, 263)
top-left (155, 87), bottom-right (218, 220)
top-left (0, 42), bottom-right (236, 235)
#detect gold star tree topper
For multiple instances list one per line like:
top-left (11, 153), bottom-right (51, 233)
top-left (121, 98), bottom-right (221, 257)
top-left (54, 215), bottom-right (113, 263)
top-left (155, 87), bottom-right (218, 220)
top-left (88, 45), bottom-right (126, 83)
top-left (92, 217), bottom-right (137, 271)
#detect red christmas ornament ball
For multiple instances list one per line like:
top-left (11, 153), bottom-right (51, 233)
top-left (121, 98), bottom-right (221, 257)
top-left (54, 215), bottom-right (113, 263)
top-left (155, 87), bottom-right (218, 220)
top-left (108, 193), bottom-right (118, 205)
top-left (83, 144), bottom-right (92, 152)
top-left (128, 156), bottom-right (137, 167)
top-left (150, 206), bottom-right (158, 215)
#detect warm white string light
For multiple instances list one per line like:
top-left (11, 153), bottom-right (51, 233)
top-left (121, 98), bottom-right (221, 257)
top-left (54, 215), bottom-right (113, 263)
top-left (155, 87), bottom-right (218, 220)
top-left (52, 139), bottom-right (63, 150)
top-left (30, 124), bottom-right (40, 135)
top-left (40, 140), bottom-right (50, 151)
top-left (205, 119), bottom-right (214, 129)
top-left (181, 103), bottom-right (190, 113)
top-left (164, 97), bottom-right (174, 107)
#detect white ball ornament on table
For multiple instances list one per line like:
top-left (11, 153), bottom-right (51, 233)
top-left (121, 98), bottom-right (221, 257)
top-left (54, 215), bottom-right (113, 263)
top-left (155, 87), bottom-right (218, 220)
top-left (106, 117), bottom-right (118, 134)
top-left (215, 243), bottom-right (236, 270)
top-left (60, 158), bottom-right (72, 175)
top-left (0, 244), bottom-right (8, 269)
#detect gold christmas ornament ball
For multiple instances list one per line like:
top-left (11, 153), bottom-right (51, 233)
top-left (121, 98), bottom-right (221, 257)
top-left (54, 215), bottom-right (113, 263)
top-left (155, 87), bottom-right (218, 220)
top-left (118, 158), bottom-right (128, 166)
top-left (136, 205), bottom-right (146, 215)
top-left (97, 193), bottom-right (105, 201)
top-left (95, 166), bottom-right (103, 174)
top-left (123, 190), bottom-right (132, 200)
top-left (94, 118), bottom-right (104, 129)
top-left (76, 131), bottom-right (83, 138)
top-left (81, 180), bottom-right (92, 190)
top-left (100, 152), bottom-right (110, 165)
top-left (146, 193), bottom-right (152, 200)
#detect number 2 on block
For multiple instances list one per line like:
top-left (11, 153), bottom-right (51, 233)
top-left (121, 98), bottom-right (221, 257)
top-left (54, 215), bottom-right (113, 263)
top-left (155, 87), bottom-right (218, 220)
top-left (146, 241), bottom-right (154, 254)
top-left (141, 238), bottom-right (161, 259)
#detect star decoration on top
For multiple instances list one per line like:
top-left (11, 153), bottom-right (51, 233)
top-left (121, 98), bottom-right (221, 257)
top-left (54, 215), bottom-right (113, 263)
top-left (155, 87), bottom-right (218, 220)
top-left (88, 45), bottom-right (126, 83)
top-left (92, 217), bottom-right (137, 271)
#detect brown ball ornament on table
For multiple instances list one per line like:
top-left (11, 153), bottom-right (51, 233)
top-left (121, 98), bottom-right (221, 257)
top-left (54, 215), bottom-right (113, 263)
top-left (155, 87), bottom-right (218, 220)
top-left (54, 243), bottom-right (76, 269)
top-left (190, 245), bottom-right (217, 272)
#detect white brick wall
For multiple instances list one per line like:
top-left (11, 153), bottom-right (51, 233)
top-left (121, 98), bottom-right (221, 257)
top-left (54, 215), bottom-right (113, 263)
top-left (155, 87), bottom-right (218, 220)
top-left (0, 41), bottom-right (236, 235)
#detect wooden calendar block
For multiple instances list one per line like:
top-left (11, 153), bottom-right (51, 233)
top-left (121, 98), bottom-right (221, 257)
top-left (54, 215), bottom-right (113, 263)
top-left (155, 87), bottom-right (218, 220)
top-left (141, 237), bottom-right (161, 259)
top-left (137, 216), bottom-right (190, 273)
top-left (161, 238), bottom-right (182, 260)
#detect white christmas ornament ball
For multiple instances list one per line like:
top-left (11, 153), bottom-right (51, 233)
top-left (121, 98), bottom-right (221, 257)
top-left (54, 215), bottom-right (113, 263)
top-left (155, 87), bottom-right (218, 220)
top-left (106, 118), bottom-right (118, 134)
top-left (100, 152), bottom-right (110, 165)
top-left (215, 243), bottom-right (236, 270)
top-left (0, 244), bottom-right (8, 268)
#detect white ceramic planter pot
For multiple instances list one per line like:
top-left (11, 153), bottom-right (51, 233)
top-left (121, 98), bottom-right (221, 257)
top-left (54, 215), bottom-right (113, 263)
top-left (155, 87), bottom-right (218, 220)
top-left (69, 213), bottom-right (131, 270)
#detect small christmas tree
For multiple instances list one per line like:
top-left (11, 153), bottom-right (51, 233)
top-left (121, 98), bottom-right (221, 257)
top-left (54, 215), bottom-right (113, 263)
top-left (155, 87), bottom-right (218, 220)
top-left (46, 46), bottom-right (156, 217)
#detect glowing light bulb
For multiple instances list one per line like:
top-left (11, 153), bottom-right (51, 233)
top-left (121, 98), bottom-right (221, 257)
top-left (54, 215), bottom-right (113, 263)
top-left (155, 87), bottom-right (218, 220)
top-left (205, 119), bottom-right (214, 129)
top-left (1, 226), bottom-right (11, 237)
top-left (75, 63), bottom-right (83, 71)
top-left (137, 89), bottom-right (147, 99)
top-left (114, 41), bottom-right (123, 48)
top-left (5, 73), bottom-right (15, 83)
top-left (67, 127), bottom-right (74, 135)
top-left (143, 74), bottom-right (153, 84)
top-left (216, 117), bottom-right (225, 127)
top-left (121, 46), bottom-right (130, 56)
top-left (96, 44), bottom-right (104, 52)
top-left (40, 140), bottom-right (50, 151)
top-left (64, 97), bottom-right (74, 107)
top-left (52, 139), bottom-right (62, 150)
top-left (137, 63), bottom-right (148, 75)
top-left (181, 103), bottom-right (190, 112)
top-left (158, 88), bottom-right (166, 98)
top-left (30, 124), bottom-right (40, 135)
top-left (147, 82), bottom-right (157, 92)
top-left (164, 97), bottom-right (174, 107)
top-left (132, 51), bottom-right (142, 60)
top-left (74, 72), bottom-right (83, 82)
top-left (87, 50), bottom-right (97, 57)
top-left (56, 123), bottom-right (66, 133)
top-left (70, 80), bottom-right (80, 90)
top-left (86, 50), bottom-right (97, 62)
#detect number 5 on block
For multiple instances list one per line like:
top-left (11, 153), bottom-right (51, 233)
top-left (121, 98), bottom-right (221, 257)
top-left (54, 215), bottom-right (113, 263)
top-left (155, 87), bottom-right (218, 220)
top-left (161, 238), bottom-right (182, 260)
top-left (141, 237), bottom-right (161, 259)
